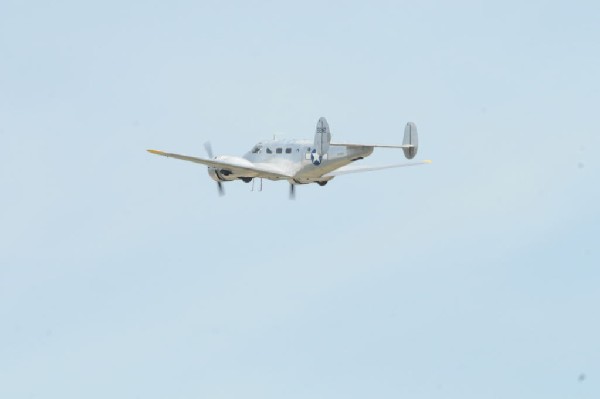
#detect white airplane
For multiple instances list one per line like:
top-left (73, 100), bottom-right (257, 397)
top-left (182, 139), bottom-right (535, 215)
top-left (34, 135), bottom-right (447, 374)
top-left (148, 117), bottom-right (431, 199)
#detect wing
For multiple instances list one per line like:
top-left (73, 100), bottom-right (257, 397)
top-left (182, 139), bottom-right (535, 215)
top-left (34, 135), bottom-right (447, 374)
top-left (147, 149), bottom-right (291, 179)
top-left (325, 160), bottom-right (431, 177)
top-left (330, 143), bottom-right (415, 149)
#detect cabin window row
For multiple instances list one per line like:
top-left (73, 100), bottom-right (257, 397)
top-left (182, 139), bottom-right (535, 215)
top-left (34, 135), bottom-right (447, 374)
top-left (252, 146), bottom-right (313, 154)
top-left (252, 147), bottom-right (296, 154)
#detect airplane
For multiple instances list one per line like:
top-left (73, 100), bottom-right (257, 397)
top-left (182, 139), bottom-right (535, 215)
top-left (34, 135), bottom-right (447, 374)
top-left (148, 117), bottom-right (431, 199)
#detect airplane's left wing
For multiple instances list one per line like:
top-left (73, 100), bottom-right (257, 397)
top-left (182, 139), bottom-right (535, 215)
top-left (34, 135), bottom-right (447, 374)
top-left (147, 149), bottom-right (291, 180)
top-left (324, 160), bottom-right (431, 177)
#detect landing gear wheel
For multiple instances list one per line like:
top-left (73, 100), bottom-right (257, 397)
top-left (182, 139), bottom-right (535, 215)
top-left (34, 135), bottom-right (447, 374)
top-left (317, 181), bottom-right (328, 187)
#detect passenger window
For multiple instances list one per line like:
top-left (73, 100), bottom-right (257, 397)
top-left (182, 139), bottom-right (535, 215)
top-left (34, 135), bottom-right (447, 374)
top-left (276, 148), bottom-right (283, 154)
top-left (285, 148), bottom-right (292, 154)
top-left (266, 148), bottom-right (272, 154)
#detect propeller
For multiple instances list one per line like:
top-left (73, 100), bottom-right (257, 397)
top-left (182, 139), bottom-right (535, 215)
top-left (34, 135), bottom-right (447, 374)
top-left (204, 141), bottom-right (224, 196)
top-left (289, 183), bottom-right (296, 200)
top-left (203, 141), bottom-right (214, 159)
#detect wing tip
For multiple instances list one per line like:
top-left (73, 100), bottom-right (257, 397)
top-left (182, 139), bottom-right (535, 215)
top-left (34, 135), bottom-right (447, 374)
top-left (147, 149), bottom-right (164, 155)
top-left (424, 159), bottom-right (432, 164)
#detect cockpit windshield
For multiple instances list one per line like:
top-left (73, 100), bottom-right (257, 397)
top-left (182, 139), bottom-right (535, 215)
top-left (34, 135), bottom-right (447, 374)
top-left (251, 146), bottom-right (262, 154)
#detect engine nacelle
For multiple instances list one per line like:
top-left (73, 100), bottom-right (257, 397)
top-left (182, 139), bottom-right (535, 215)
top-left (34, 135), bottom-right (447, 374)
top-left (207, 167), bottom-right (236, 182)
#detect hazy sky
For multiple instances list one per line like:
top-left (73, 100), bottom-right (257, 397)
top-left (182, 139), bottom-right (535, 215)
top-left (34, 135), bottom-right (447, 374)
top-left (1, 1), bottom-right (599, 398)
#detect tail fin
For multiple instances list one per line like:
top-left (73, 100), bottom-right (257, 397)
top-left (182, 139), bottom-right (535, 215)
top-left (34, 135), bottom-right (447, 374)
top-left (312, 117), bottom-right (331, 165)
top-left (402, 122), bottom-right (418, 159)
top-left (314, 117), bottom-right (331, 154)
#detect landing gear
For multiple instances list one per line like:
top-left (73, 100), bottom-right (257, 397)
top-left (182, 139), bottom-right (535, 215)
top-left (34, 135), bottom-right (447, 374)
top-left (317, 181), bottom-right (328, 187)
top-left (251, 178), bottom-right (263, 192)
top-left (240, 177), bottom-right (252, 183)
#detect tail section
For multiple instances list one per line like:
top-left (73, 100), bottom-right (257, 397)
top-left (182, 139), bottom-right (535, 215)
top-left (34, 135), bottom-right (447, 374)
top-left (402, 122), bottom-right (418, 159)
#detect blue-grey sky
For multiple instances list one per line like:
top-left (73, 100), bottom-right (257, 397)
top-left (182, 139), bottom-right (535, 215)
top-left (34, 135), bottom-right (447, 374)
top-left (1, 1), bottom-right (599, 398)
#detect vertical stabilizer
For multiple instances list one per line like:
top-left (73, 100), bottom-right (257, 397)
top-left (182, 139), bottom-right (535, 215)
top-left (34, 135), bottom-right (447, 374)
top-left (402, 122), bottom-right (418, 159)
top-left (312, 117), bottom-right (331, 165)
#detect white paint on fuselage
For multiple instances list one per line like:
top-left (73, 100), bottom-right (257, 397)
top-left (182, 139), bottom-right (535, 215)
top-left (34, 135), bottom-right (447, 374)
top-left (242, 138), bottom-right (373, 184)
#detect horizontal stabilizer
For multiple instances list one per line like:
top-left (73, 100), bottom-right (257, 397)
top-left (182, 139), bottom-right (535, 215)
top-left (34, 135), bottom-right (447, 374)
top-left (330, 142), bottom-right (414, 149)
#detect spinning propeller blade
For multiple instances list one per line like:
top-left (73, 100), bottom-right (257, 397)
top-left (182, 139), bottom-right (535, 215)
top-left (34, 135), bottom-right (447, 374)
top-left (204, 141), bottom-right (224, 196)
top-left (203, 141), bottom-right (214, 159)
top-left (289, 183), bottom-right (296, 200)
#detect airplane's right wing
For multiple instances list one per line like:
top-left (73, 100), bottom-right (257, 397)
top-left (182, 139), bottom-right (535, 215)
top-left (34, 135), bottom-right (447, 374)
top-left (147, 149), bottom-right (291, 180)
top-left (324, 160), bottom-right (431, 177)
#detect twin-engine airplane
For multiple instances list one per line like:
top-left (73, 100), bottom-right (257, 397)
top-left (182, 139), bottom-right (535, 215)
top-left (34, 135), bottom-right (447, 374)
top-left (148, 117), bottom-right (431, 199)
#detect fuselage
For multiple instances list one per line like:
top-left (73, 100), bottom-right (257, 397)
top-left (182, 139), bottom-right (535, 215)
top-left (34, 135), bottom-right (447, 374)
top-left (241, 138), bottom-right (373, 184)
